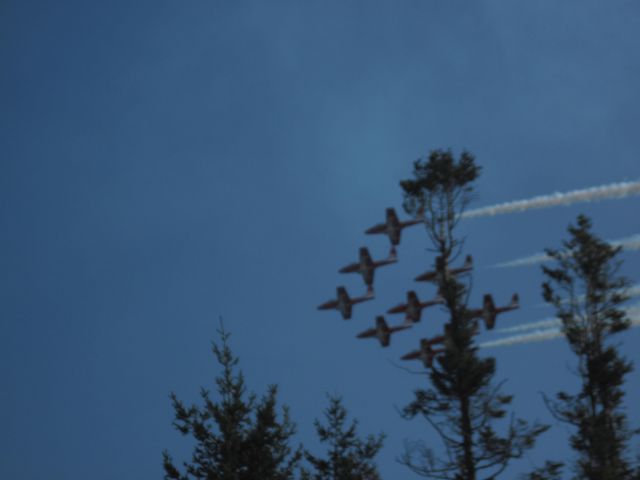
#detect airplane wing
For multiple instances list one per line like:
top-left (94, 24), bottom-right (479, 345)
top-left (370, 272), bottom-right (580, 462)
top-left (401, 350), bottom-right (421, 360)
top-left (353, 288), bottom-right (375, 304)
top-left (421, 297), bottom-right (443, 308)
top-left (400, 217), bottom-right (422, 228)
top-left (389, 324), bottom-right (411, 334)
top-left (317, 299), bottom-right (338, 310)
top-left (452, 255), bottom-right (472, 271)
top-left (338, 262), bottom-right (360, 274)
top-left (365, 223), bottom-right (387, 234)
top-left (415, 270), bottom-right (438, 282)
top-left (356, 327), bottom-right (377, 339)
top-left (425, 334), bottom-right (445, 345)
top-left (387, 303), bottom-right (407, 314)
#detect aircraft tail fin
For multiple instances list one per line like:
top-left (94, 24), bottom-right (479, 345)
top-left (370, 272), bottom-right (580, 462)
top-left (510, 293), bottom-right (520, 307)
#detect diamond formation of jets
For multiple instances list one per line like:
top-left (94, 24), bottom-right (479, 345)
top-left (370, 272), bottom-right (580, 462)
top-left (339, 247), bottom-right (398, 287)
top-left (319, 204), bottom-right (521, 368)
top-left (469, 294), bottom-right (519, 330)
top-left (387, 290), bottom-right (445, 325)
top-left (356, 315), bottom-right (411, 347)
top-left (414, 255), bottom-right (473, 283)
top-left (317, 286), bottom-right (374, 320)
top-left (365, 208), bottom-right (423, 246)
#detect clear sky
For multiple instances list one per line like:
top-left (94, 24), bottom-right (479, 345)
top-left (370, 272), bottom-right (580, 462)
top-left (2, 1), bottom-right (639, 478)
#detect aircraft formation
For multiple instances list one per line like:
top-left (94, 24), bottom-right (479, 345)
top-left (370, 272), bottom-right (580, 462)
top-left (316, 207), bottom-right (520, 369)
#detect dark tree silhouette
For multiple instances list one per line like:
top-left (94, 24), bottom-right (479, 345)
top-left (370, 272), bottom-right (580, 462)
top-left (162, 324), bottom-right (301, 480)
top-left (302, 395), bottom-right (385, 480)
top-left (542, 214), bottom-right (638, 480)
top-left (398, 150), bottom-right (548, 480)
top-left (521, 461), bottom-right (564, 480)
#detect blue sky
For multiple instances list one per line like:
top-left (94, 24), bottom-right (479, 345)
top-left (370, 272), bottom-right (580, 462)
top-left (2, 1), bottom-right (639, 478)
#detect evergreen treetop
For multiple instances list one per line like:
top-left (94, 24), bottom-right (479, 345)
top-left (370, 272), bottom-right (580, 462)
top-left (302, 395), bottom-right (385, 480)
top-left (162, 324), bottom-right (301, 480)
top-left (542, 214), bottom-right (638, 480)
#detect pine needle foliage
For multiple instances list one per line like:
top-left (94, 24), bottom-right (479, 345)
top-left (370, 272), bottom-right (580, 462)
top-left (521, 461), bottom-right (564, 480)
top-left (302, 395), bottom-right (385, 480)
top-left (542, 214), bottom-right (638, 480)
top-left (399, 149), bottom-right (548, 480)
top-left (162, 325), bottom-right (301, 480)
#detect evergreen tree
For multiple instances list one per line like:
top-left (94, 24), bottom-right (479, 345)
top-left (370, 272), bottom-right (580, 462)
top-left (302, 395), bottom-right (385, 480)
top-left (398, 149), bottom-right (548, 479)
top-left (521, 461), bottom-right (564, 480)
top-left (162, 324), bottom-right (301, 480)
top-left (541, 214), bottom-right (638, 480)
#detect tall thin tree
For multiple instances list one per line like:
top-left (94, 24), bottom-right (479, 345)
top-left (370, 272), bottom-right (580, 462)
top-left (399, 150), bottom-right (547, 480)
top-left (542, 214), bottom-right (638, 480)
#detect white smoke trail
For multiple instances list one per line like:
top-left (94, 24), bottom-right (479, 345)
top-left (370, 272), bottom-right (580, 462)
top-left (462, 180), bottom-right (640, 219)
top-left (499, 294), bottom-right (640, 334)
top-left (481, 306), bottom-right (640, 348)
top-left (494, 234), bottom-right (640, 268)
top-left (480, 328), bottom-right (565, 348)
top-left (498, 317), bottom-right (561, 334)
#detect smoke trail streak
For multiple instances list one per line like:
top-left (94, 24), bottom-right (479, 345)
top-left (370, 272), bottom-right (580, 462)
top-left (481, 306), bottom-right (640, 348)
top-left (462, 180), bottom-right (640, 219)
top-left (498, 318), bottom-right (561, 334)
top-left (480, 328), bottom-right (565, 348)
top-left (499, 301), bottom-right (640, 334)
top-left (494, 234), bottom-right (640, 268)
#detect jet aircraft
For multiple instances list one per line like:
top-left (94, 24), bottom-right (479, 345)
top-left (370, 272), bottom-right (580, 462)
top-left (338, 247), bottom-right (397, 286)
top-left (414, 255), bottom-right (473, 283)
top-left (401, 338), bottom-right (446, 368)
top-left (356, 315), bottom-right (411, 347)
top-left (387, 290), bottom-right (444, 324)
top-left (317, 286), bottom-right (374, 320)
top-left (469, 293), bottom-right (519, 330)
top-left (365, 208), bottom-right (423, 246)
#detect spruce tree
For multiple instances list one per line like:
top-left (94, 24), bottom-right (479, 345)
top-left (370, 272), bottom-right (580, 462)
top-left (521, 461), bottom-right (564, 480)
top-left (162, 324), bottom-right (301, 480)
top-left (302, 395), bottom-right (385, 480)
top-left (541, 214), bottom-right (638, 480)
top-left (398, 149), bottom-right (547, 479)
